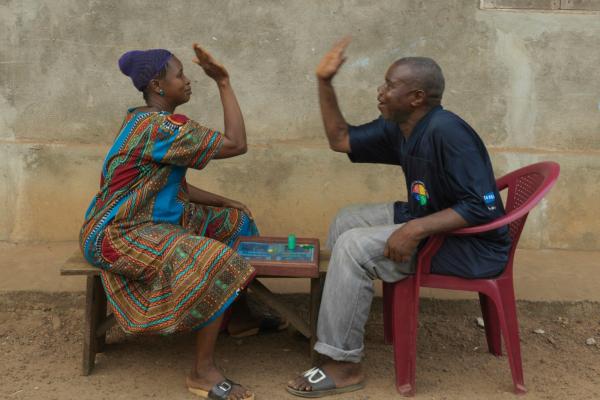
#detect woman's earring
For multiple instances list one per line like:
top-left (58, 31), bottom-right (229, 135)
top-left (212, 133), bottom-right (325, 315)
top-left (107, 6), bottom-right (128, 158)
top-left (159, 89), bottom-right (165, 97)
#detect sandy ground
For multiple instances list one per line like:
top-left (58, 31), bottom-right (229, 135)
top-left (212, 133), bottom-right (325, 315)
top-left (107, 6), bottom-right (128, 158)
top-left (1, 292), bottom-right (599, 400)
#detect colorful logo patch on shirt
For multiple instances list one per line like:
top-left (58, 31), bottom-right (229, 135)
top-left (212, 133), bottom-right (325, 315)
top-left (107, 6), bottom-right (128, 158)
top-left (411, 180), bottom-right (429, 206)
top-left (483, 192), bottom-right (497, 211)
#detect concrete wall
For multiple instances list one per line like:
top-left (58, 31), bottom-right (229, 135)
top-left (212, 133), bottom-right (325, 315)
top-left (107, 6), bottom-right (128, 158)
top-left (1, 0), bottom-right (599, 253)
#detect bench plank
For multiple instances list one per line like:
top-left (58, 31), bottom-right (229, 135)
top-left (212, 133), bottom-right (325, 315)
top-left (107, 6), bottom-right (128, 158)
top-left (61, 252), bottom-right (99, 276)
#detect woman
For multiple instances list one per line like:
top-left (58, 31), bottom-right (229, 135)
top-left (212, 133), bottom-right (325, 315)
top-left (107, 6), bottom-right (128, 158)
top-left (80, 44), bottom-right (259, 400)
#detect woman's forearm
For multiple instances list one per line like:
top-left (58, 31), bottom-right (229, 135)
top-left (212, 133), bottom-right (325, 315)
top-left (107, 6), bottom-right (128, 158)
top-left (213, 79), bottom-right (247, 158)
top-left (186, 183), bottom-right (253, 219)
top-left (187, 184), bottom-right (228, 207)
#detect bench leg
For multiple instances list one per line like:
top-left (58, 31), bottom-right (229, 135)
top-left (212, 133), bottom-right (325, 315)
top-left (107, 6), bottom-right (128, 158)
top-left (95, 283), bottom-right (108, 353)
top-left (82, 275), bottom-right (107, 376)
top-left (310, 272), bottom-right (325, 364)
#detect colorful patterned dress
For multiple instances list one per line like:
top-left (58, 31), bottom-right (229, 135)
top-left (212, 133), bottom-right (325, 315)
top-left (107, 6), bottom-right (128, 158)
top-left (79, 109), bottom-right (257, 335)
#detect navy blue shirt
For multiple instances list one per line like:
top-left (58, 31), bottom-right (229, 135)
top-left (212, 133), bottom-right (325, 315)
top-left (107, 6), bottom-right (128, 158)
top-left (348, 106), bottom-right (511, 278)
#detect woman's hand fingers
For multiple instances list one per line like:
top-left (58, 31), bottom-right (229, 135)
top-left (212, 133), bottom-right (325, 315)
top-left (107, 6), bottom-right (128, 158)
top-left (192, 43), bottom-right (212, 63)
top-left (192, 43), bottom-right (229, 82)
top-left (242, 205), bottom-right (254, 220)
top-left (225, 200), bottom-right (254, 220)
top-left (193, 43), bottom-right (216, 67)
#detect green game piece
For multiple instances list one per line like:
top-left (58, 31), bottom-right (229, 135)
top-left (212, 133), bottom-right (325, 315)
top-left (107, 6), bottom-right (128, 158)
top-left (288, 234), bottom-right (296, 250)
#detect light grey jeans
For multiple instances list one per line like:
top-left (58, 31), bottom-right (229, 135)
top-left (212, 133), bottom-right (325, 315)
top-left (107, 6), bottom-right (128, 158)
top-left (314, 203), bottom-right (413, 363)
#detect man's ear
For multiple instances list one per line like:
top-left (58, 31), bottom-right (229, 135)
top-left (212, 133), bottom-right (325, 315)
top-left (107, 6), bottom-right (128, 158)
top-left (410, 90), bottom-right (426, 107)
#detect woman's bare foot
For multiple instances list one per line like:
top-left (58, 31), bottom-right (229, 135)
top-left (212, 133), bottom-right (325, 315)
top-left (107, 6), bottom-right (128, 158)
top-left (287, 359), bottom-right (364, 393)
top-left (187, 362), bottom-right (253, 400)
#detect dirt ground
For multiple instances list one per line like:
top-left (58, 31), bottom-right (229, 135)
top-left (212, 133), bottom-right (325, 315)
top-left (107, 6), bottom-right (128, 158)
top-left (1, 292), bottom-right (599, 400)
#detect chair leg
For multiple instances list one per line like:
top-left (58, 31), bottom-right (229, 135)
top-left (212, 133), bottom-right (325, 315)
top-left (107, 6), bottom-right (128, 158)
top-left (495, 282), bottom-right (526, 394)
top-left (383, 281), bottom-right (394, 345)
top-left (479, 292), bottom-right (502, 356)
top-left (82, 275), bottom-right (103, 376)
top-left (391, 276), bottom-right (419, 397)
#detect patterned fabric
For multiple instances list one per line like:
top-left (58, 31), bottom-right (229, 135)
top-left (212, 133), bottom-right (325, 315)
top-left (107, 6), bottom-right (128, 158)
top-left (79, 110), bottom-right (256, 334)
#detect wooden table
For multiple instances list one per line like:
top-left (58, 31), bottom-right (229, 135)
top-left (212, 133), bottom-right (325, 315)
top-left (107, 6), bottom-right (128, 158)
top-left (233, 236), bottom-right (324, 362)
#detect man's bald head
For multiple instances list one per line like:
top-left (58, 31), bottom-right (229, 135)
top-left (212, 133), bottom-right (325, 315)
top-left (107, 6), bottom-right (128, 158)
top-left (391, 57), bottom-right (445, 106)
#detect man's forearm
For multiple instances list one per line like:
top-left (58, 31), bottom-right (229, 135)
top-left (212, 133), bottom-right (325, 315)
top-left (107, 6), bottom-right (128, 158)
top-left (318, 79), bottom-right (350, 152)
top-left (409, 208), bottom-right (470, 240)
top-left (385, 208), bottom-right (469, 263)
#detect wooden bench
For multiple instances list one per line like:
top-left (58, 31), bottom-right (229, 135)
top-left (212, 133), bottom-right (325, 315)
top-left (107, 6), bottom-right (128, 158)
top-left (60, 250), bottom-right (330, 375)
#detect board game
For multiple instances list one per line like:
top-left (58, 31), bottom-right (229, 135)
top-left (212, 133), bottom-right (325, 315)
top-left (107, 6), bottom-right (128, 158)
top-left (233, 236), bottom-right (320, 278)
top-left (236, 241), bottom-right (315, 262)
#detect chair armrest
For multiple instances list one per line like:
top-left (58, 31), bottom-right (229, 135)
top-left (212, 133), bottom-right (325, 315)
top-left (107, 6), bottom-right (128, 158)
top-left (451, 215), bottom-right (515, 236)
top-left (450, 199), bottom-right (533, 236)
top-left (416, 211), bottom-right (515, 274)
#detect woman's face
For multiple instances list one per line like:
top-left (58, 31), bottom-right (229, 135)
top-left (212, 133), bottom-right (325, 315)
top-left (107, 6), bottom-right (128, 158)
top-left (159, 56), bottom-right (192, 106)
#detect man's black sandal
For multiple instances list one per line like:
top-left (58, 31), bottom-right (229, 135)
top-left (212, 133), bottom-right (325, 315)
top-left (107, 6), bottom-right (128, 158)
top-left (286, 367), bottom-right (365, 398)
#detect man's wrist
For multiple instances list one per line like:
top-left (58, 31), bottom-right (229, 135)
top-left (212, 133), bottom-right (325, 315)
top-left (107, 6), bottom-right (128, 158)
top-left (407, 219), bottom-right (429, 240)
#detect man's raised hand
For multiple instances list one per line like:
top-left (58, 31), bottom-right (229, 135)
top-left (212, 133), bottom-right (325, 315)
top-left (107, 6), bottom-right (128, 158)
top-left (316, 36), bottom-right (352, 81)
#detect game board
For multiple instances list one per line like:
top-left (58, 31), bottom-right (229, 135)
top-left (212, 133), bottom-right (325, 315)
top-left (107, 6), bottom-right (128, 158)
top-left (236, 241), bottom-right (315, 262)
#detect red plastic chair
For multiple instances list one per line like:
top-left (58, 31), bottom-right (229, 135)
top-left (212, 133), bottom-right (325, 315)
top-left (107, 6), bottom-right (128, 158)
top-left (382, 161), bottom-right (560, 396)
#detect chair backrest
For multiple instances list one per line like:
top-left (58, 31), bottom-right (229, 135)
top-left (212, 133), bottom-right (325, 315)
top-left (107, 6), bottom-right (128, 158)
top-left (497, 161), bottom-right (560, 243)
top-left (495, 161), bottom-right (560, 275)
top-left (417, 161), bottom-right (560, 277)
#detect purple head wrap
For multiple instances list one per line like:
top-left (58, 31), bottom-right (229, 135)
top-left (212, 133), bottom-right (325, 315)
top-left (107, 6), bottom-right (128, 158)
top-left (118, 49), bottom-right (173, 91)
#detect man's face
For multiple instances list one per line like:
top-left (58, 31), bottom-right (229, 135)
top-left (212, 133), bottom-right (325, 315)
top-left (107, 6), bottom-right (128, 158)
top-left (377, 64), bottom-right (422, 123)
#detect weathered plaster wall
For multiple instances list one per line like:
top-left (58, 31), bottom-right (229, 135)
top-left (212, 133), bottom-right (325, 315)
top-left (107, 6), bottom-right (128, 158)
top-left (1, 0), bottom-right (599, 251)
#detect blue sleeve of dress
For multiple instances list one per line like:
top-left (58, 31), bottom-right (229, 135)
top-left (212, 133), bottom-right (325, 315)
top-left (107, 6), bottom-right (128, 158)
top-left (347, 116), bottom-right (401, 165)
top-left (436, 120), bottom-right (503, 225)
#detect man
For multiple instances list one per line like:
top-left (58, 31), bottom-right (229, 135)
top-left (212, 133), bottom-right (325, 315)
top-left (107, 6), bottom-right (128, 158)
top-left (287, 37), bottom-right (511, 398)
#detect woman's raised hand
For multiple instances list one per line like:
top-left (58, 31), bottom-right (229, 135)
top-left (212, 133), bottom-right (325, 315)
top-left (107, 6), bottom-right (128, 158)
top-left (316, 36), bottom-right (352, 81)
top-left (192, 43), bottom-right (229, 83)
